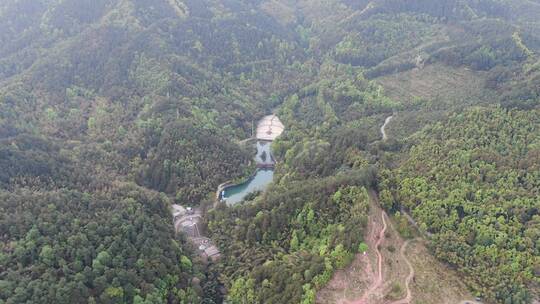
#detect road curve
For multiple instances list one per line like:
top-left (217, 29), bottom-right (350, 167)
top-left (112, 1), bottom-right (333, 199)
top-left (381, 115), bottom-right (394, 141)
top-left (388, 240), bottom-right (413, 304)
top-left (346, 211), bottom-right (388, 304)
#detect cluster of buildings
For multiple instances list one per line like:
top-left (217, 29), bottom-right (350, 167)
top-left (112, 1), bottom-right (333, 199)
top-left (172, 204), bottom-right (220, 261)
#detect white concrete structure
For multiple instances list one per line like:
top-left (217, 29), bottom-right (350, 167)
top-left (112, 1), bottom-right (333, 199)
top-left (171, 206), bottom-right (220, 260)
top-left (256, 115), bottom-right (284, 141)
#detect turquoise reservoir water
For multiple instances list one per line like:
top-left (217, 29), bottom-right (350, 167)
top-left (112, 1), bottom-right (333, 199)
top-left (222, 169), bottom-right (274, 205)
top-left (222, 141), bottom-right (275, 205)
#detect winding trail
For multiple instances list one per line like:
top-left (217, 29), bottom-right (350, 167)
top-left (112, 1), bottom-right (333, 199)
top-left (388, 240), bottom-right (414, 304)
top-left (344, 210), bottom-right (388, 304)
top-left (340, 1), bottom-right (377, 25)
top-left (375, 213), bottom-right (387, 289)
top-left (322, 113), bottom-right (481, 304)
top-left (340, 201), bottom-right (415, 304)
top-left (380, 115), bottom-right (394, 141)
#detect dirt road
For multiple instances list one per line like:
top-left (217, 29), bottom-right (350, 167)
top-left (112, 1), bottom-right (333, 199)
top-left (345, 211), bottom-right (388, 304)
top-left (317, 117), bottom-right (481, 304)
top-left (318, 191), bottom-right (483, 304)
top-left (380, 115), bottom-right (393, 141)
top-left (388, 240), bottom-right (414, 304)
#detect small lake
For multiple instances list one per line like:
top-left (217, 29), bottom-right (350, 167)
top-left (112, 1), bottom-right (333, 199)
top-left (221, 141), bottom-right (275, 205)
top-left (221, 169), bottom-right (274, 205)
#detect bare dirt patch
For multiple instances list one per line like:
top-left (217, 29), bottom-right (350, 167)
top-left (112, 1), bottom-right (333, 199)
top-left (317, 119), bottom-right (480, 304)
top-left (317, 194), bottom-right (408, 304)
top-left (374, 64), bottom-right (497, 140)
top-left (376, 64), bottom-right (491, 106)
top-left (316, 193), bottom-right (476, 304)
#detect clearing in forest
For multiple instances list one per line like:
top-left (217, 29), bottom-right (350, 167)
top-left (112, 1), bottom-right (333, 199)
top-left (375, 64), bottom-right (491, 107)
top-left (316, 192), bottom-right (476, 304)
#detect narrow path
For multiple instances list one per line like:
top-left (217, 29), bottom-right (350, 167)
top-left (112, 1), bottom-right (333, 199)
top-left (340, 1), bottom-right (376, 25)
top-left (381, 113), bottom-right (415, 304)
top-left (381, 115), bottom-right (393, 141)
top-left (345, 210), bottom-right (387, 304)
top-left (388, 240), bottom-right (414, 304)
top-left (326, 115), bottom-right (479, 304)
top-left (376, 213), bottom-right (388, 285)
top-left (400, 207), bottom-right (433, 238)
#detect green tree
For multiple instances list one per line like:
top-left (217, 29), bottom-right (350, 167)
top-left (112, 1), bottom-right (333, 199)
top-left (358, 242), bottom-right (369, 254)
top-left (39, 245), bottom-right (54, 266)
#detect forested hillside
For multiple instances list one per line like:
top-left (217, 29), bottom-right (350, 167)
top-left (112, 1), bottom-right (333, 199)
top-left (206, 63), bottom-right (390, 303)
top-left (0, 0), bottom-right (308, 303)
top-left (0, 0), bottom-right (539, 303)
top-left (208, 176), bottom-right (373, 304)
top-left (381, 108), bottom-right (540, 303)
top-left (0, 184), bottom-right (209, 303)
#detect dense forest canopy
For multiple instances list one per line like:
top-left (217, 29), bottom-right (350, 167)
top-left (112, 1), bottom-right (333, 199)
top-left (0, 0), bottom-right (539, 303)
top-left (381, 107), bottom-right (540, 303)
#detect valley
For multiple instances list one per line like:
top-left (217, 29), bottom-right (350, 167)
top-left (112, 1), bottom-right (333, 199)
top-left (0, 1), bottom-right (538, 303)
top-left (219, 114), bottom-right (284, 205)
